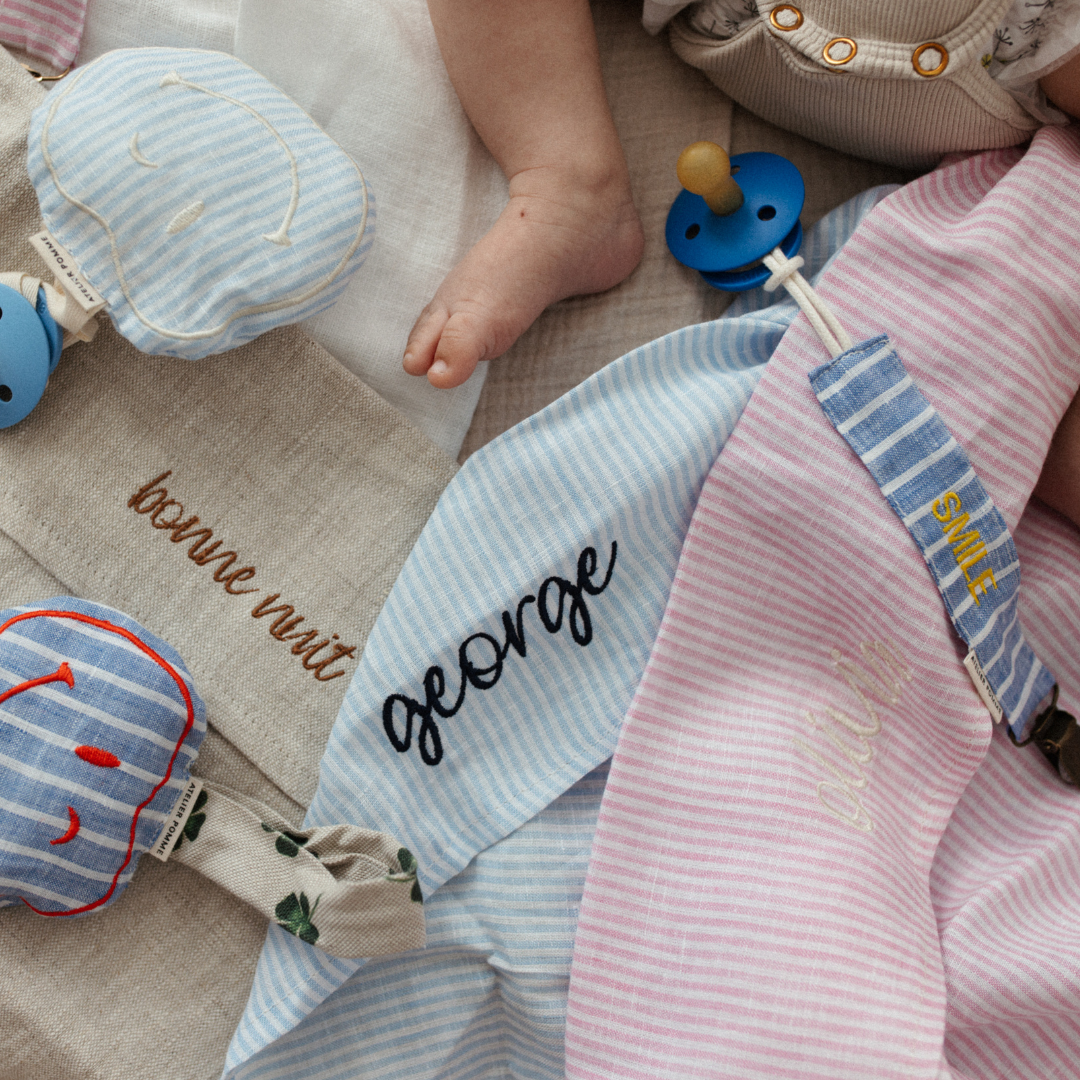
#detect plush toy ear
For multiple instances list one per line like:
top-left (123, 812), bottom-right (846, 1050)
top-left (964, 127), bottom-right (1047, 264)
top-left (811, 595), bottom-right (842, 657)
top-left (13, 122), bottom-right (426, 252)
top-left (0, 597), bottom-right (205, 915)
top-left (27, 48), bottom-right (374, 360)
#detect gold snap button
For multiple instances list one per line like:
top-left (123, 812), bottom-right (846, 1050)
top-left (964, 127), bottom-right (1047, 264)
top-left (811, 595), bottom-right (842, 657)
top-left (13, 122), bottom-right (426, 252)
top-left (912, 42), bottom-right (948, 77)
top-left (822, 37), bottom-right (857, 65)
top-left (769, 5), bottom-right (803, 31)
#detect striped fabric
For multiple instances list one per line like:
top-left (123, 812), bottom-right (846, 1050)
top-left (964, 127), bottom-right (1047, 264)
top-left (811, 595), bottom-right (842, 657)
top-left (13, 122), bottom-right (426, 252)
top-left (27, 48), bottom-right (374, 359)
top-left (222, 189), bottom-right (894, 1079)
top-left (942, 498), bottom-right (1080, 1079)
top-left (0, 0), bottom-right (85, 69)
top-left (812, 338), bottom-right (1055, 735)
top-left (0, 597), bottom-right (205, 916)
top-left (565, 125), bottom-right (1080, 1079)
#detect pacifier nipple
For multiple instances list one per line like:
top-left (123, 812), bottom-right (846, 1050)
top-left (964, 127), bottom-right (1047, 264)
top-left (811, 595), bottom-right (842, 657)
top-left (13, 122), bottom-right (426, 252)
top-left (676, 141), bottom-right (744, 217)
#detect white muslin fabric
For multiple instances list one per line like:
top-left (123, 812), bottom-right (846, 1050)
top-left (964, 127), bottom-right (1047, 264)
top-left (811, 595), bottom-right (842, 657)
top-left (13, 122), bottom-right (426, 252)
top-left (233, 0), bottom-right (508, 456)
top-left (78, 0), bottom-right (238, 58)
top-left (77, 0), bottom-right (507, 456)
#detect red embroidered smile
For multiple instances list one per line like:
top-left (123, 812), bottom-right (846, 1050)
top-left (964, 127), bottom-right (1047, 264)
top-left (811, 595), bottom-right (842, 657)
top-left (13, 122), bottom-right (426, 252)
top-left (0, 660), bottom-right (123, 844)
top-left (0, 608), bottom-right (197, 916)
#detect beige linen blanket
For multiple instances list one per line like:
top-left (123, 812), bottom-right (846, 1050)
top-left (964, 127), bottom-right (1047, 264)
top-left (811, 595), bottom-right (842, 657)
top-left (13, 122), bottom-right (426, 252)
top-left (0, 44), bottom-right (456, 1079)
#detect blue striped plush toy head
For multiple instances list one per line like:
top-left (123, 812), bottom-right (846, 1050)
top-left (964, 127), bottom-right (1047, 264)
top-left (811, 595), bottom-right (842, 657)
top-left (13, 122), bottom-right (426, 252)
top-left (27, 48), bottom-right (374, 359)
top-left (0, 598), bottom-right (205, 916)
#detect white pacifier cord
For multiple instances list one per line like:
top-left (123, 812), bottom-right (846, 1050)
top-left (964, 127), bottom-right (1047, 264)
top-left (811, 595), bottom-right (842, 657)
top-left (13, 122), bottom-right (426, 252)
top-left (0, 270), bottom-right (99, 348)
top-left (762, 247), bottom-right (853, 359)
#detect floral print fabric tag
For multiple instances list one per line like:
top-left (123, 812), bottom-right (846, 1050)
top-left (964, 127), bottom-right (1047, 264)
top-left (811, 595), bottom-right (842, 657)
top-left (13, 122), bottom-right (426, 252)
top-left (167, 781), bottom-right (425, 958)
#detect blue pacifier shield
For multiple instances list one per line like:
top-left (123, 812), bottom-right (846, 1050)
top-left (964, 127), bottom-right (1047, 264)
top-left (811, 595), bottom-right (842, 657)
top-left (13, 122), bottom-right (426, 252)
top-left (699, 220), bottom-right (803, 292)
top-left (666, 152), bottom-right (804, 274)
top-left (0, 284), bottom-right (54, 429)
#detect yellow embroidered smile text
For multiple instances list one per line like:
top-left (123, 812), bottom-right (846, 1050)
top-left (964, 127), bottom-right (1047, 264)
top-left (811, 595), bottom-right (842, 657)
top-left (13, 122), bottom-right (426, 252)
top-left (933, 491), bottom-right (997, 606)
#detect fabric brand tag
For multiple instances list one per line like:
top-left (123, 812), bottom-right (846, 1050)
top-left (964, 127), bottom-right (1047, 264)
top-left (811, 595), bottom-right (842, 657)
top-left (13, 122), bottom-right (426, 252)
top-left (809, 334), bottom-right (1055, 738)
top-left (150, 778), bottom-right (204, 861)
top-left (28, 229), bottom-right (106, 313)
top-left (963, 650), bottom-right (1005, 724)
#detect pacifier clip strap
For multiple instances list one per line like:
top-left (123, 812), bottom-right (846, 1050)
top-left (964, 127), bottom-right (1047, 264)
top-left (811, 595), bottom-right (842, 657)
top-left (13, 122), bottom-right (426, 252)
top-left (808, 335), bottom-right (1080, 782)
top-left (159, 779), bottom-right (426, 958)
top-left (763, 248), bottom-right (853, 359)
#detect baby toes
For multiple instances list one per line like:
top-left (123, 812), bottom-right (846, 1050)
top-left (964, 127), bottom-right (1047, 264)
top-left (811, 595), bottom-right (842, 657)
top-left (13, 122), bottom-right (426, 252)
top-left (426, 309), bottom-right (494, 389)
top-left (403, 301), bottom-right (450, 377)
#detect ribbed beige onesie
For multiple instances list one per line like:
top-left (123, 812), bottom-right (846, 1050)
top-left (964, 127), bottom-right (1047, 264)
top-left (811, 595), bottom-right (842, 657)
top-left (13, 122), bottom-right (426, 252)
top-left (667, 0), bottom-right (1043, 168)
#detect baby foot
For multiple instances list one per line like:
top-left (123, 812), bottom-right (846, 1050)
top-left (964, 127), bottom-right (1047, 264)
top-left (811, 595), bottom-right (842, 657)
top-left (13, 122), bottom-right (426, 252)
top-left (403, 164), bottom-right (644, 389)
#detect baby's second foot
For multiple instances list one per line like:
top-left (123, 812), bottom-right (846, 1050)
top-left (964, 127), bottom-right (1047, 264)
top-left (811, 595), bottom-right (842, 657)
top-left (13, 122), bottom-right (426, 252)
top-left (403, 164), bottom-right (643, 389)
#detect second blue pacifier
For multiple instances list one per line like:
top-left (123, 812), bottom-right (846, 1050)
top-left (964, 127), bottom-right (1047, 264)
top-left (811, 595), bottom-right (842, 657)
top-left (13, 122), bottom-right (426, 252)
top-left (666, 142), bottom-right (805, 292)
top-left (0, 282), bottom-right (62, 428)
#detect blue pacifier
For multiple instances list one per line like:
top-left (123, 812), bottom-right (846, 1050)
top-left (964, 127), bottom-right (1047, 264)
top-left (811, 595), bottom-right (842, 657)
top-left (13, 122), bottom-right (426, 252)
top-left (0, 283), bottom-right (62, 429)
top-left (666, 142), bottom-right (805, 292)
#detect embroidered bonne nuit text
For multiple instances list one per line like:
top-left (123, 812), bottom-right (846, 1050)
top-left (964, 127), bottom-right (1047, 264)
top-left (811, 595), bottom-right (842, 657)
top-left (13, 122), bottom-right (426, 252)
top-left (382, 542), bottom-right (617, 767)
top-left (129, 472), bottom-right (356, 682)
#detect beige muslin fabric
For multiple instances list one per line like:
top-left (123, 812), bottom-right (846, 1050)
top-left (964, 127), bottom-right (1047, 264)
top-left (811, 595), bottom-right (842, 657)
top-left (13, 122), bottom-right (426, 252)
top-left (169, 781), bottom-right (427, 959)
top-left (668, 0), bottom-right (1039, 169)
top-left (0, 45), bottom-right (457, 806)
top-left (0, 41), bottom-right (452, 1080)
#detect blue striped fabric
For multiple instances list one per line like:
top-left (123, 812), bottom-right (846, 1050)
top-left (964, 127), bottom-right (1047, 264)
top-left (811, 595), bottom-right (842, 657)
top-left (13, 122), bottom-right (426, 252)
top-left (0, 597), bottom-right (205, 915)
top-left (811, 338), bottom-right (1055, 735)
top-left (28, 48), bottom-right (373, 359)
top-left (223, 187), bottom-right (896, 1080)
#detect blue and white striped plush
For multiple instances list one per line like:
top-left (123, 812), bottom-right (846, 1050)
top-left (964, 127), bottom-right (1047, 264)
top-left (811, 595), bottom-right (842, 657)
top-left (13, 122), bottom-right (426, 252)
top-left (811, 337), bottom-right (1056, 734)
top-left (0, 597), bottom-right (205, 915)
top-left (223, 189), bottom-right (895, 1080)
top-left (28, 49), bottom-right (374, 359)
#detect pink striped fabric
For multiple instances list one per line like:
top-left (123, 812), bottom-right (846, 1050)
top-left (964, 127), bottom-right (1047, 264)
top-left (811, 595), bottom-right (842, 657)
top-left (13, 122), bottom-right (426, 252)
top-left (0, 0), bottom-right (86, 68)
top-left (565, 125), bottom-right (1080, 1080)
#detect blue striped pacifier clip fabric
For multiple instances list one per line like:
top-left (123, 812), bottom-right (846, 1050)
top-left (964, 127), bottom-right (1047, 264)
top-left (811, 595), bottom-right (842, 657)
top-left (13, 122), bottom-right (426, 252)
top-left (809, 334), bottom-right (1055, 738)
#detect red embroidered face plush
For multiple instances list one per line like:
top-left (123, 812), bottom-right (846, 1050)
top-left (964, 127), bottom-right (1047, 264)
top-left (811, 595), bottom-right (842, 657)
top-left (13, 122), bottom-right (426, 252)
top-left (0, 597), bottom-right (205, 915)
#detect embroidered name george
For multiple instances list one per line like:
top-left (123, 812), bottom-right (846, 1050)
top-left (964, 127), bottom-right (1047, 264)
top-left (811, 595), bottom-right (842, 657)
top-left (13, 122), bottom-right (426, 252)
top-left (382, 542), bottom-right (617, 767)
top-left (128, 472), bottom-right (356, 682)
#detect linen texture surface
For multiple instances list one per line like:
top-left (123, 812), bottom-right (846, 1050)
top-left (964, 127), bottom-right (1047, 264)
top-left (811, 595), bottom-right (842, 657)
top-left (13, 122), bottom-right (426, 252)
top-left (28, 48), bottom-right (376, 359)
top-left (223, 191), bottom-right (893, 1080)
top-left (0, 597), bottom-right (205, 914)
top-left (0, 41), bottom-right (455, 1080)
top-left (565, 126), bottom-right (1080, 1080)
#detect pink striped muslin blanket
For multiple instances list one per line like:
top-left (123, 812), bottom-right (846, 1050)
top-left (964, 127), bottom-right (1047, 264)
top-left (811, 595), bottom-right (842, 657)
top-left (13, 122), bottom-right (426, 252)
top-left (565, 124), bottom-right (1080, 1080)
top-left (0, 0), bottom-right (85, 69)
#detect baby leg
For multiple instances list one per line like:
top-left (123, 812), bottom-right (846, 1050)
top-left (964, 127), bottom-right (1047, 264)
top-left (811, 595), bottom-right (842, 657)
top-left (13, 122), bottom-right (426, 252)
top-left (1033, 59), bottom-right (1080, 526)
top-left (403, 0), bottom-right (644, 388)
top-left (1035, 393), bottom-right (1080, 527)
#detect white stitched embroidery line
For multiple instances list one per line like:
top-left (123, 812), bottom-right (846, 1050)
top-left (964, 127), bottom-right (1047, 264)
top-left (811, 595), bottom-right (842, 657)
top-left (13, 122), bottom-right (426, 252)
top-left (128, 132), bottom-right (158, 168)
top-left (38, 58), bottom-right (371, 342)
top-left (166, 200), bottom-right (205, 235)
top-left (159, 71), bottom-right (298, 247)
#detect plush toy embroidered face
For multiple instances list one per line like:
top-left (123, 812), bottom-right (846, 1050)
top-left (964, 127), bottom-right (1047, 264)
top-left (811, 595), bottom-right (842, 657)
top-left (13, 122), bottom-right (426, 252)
top-left (27, 48), bottom-right (374, 360)
top-left (0, 597), bottom-right (205, 915)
